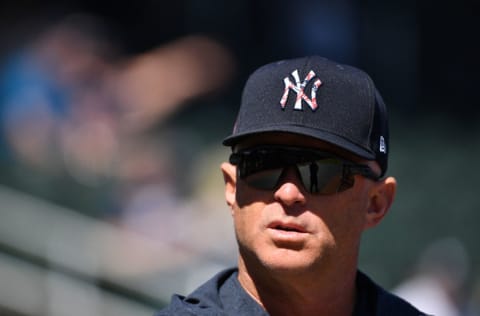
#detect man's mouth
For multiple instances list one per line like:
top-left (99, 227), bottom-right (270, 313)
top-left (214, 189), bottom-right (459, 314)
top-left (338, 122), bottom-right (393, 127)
top-left (269, 222), bottom-right (307, 233)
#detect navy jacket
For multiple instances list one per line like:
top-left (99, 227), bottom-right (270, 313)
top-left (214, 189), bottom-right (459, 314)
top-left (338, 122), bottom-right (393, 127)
top-left (156, 268), bottom-right (428, 316)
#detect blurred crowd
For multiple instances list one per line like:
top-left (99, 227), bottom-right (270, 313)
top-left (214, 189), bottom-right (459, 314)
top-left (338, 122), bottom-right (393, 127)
top-left (0, 11), bottom-right (239, 297)
top-left (0, 13), bottom-right (234, 212)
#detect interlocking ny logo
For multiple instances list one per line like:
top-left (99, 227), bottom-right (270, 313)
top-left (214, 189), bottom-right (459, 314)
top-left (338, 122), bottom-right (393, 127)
top-left (280, 69), bottom-right (322, 111)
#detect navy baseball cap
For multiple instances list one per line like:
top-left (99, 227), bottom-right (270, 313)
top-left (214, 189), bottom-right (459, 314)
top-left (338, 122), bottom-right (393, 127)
top-left (223, 56), bottom-right (389, 176)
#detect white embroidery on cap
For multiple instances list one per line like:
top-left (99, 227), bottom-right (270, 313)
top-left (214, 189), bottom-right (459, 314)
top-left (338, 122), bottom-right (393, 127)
top-left (280, 69), bottom-right (322, 111)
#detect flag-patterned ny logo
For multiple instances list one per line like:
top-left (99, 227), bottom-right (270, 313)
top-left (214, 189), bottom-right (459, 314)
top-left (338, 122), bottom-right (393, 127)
top-left (280, 69), bottom-right (322, 111)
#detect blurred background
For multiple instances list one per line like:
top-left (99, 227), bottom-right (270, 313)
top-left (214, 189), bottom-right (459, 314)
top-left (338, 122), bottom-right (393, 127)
top-left (0, 0), bottom-right (479, 315)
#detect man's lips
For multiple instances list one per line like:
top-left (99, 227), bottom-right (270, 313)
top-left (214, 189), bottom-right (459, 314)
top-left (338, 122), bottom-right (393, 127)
top-left (267, 221), bottom-right (307, 233)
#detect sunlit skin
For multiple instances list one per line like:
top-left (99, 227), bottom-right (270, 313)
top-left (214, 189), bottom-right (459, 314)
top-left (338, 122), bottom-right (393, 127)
top-left (221, 132), bottom-right (397, 316)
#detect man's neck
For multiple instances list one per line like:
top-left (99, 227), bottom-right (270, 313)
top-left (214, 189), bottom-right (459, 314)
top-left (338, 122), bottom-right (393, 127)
top-left (237, 259), bottom-right (358, 316)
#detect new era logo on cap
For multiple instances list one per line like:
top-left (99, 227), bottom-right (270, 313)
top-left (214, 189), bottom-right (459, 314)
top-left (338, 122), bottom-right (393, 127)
top-left (379, 136), bottom-right (387, 154)
top-left (223, 56), bottom-right (390, 177)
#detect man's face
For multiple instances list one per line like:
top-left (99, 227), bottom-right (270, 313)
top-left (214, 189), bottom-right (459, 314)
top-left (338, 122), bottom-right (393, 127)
top-left (222, 133), bottom-right (390, 276)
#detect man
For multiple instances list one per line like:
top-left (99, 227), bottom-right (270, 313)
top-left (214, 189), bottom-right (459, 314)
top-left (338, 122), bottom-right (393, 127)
top-left (157, 56), bottom-right (427, 315)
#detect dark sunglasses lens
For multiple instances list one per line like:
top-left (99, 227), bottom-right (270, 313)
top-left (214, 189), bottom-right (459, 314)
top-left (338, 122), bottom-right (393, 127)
top-left (233, 148), bottom-right (362, 194)
top-left (241, 159), bottom-right (348, 194)
top-left (243, 168), bottom-right (283, 190)
top-left (297, 159), bottom-right (345, 194)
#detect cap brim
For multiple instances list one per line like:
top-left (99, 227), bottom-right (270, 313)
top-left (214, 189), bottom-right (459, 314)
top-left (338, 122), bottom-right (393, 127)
top-left (223, 126), bottom-right (376, 161)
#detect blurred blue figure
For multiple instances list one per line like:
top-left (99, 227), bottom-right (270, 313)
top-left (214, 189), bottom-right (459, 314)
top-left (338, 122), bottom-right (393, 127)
top-left (0, 14), bottom-right (116, 174)
top-left (0, 48), bottom-right (68, 163)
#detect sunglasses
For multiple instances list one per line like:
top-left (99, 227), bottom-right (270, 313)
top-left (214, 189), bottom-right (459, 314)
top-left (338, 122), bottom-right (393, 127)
top-left (229, 146), bottom-right (380, 195)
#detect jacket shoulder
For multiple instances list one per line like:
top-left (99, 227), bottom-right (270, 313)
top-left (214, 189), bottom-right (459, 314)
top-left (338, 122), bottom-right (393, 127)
top-left (155, 268), bottom-right (237, 316)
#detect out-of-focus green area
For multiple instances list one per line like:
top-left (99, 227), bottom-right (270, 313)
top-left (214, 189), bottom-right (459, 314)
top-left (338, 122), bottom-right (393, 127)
top-left (0, 1), bottom-right (479, 315)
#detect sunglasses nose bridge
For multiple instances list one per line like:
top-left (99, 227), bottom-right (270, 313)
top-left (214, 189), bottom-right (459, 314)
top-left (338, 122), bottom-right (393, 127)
top-left (277, 165), bottom-right (307, 191)
top-left (274, 165), bottom-right (308, 204)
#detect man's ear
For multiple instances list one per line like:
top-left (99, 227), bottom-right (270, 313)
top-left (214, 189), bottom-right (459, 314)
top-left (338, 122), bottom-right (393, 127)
top-left (364, 176), bottom-right (397, 229)
top-left (221, 162), bottom-right (237, 210)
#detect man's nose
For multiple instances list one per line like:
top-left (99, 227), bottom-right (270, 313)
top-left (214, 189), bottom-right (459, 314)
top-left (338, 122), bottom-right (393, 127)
top-left (273, 167), bottom-right (307, 206)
